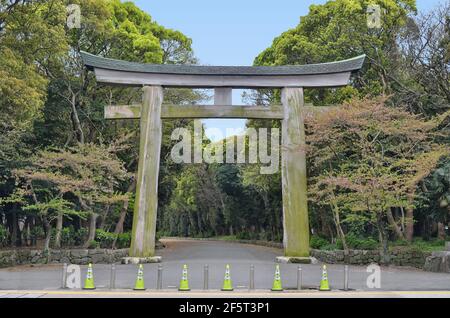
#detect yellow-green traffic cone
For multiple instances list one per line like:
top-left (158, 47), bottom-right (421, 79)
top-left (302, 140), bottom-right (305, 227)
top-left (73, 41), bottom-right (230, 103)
top-left (133, 264), bottom-right (146, 290)
top-left (83, 263), bottom-right (95, 290)
top-left (178, 264), bottom-right (190, 291)
top-left (271, 264), bottom-right (283, 291)
top-left (221, 264), bottom-right (233, 291)
top-left (319, 264), bottom-right (331, 291)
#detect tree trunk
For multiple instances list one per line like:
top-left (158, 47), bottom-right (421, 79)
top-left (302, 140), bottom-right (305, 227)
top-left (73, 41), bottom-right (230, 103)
top-left (70, 93), bottom-right (84, 144)
top-left (330, 192), bottom-right (348, 253)
top-left (98, 205), bottom-right (110, 230)
top-left (23, 216), bottom-right (31, 246)
top-left (386, 208), bottom-right (405, 240)
top-left (405, 207), bottom-right (414, 241)
top-left (332, 204), bottom-right (348, 253)
top-left (43, 219), bottom-right (51, 253)
top-left (54, 212), bottom-right (63, 248)
top-left (437, 222), bottom-right (446, 240)
top-left (405, 193), bottom-right (415, 241)
top-left (84, 213), bottom-right (98, 248)
top-left (112, 169), bottom-right (136, 237)
top-left (11, 210), bottom-right (21, 247)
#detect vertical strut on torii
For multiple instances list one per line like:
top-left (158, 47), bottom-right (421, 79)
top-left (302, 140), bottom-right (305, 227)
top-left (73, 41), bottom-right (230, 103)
top-left (81, 51), bottom-right (365, 263)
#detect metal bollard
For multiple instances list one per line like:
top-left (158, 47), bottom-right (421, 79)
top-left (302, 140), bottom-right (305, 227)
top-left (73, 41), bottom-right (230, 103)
top-left (203, 264), bottom-right (209, 290)
top-left (61, 263), bottom-right (68, 289)
top-left (249, 264), bottom-right (255, 290)
top-left (109, 263), bottom-right (116, 289)
top-left (344, 265), bottom-right (349, 291)
top-left (297, 266), bottom-right (302, 290)
top-left (157, 264), bottom-right (163, 290)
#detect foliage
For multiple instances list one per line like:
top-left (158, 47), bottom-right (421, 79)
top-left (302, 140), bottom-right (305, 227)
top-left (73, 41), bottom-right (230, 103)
top-left (307, 97), bottom-right (449, 254)
top-left (95, 229), bottom-right (115, 248)
top-left (391, 238), bottom-right (447, 252)
top-left (310, 236), bottom-right (330, 249)
top-left (93, 229), bottom-right (130, 248)
top-left (87, 240), bottom-right (99, 249)
top-left (0, 224), bottom-right (8, 247)
top-left (340, 234), bottom-right (378, 250)
top-left (0, 0), bottom-right (448, 257)
top-left (115, 232), bottom-right (131, 249)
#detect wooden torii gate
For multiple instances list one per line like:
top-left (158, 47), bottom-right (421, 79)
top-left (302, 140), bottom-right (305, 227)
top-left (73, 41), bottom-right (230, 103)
top-left (81, 52), bottom-right (365, 261)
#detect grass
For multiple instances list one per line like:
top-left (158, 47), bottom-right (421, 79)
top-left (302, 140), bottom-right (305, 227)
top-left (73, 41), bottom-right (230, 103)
top-left (390, 238), bottom-right (447, 252)
top-left (209, 235), bottom-right (238, 241)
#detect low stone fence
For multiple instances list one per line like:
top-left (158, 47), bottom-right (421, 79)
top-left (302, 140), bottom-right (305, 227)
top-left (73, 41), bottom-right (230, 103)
top-left (310, 248), bottom-right (432, 269)
top-left (423, 251), bottom-right (450, 273)
top-left (0, 248), bottom-right (129, 268)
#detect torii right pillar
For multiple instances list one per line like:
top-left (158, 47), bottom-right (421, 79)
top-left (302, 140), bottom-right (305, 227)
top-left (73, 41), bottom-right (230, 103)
top-left (280, 87), bottom-right (310, 261)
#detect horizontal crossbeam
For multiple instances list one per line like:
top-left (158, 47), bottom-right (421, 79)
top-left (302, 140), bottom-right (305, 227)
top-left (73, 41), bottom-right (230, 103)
top-left (104, 104), bottom-right (336, 120)
top-left (82, 52), bottom-right (366, 88)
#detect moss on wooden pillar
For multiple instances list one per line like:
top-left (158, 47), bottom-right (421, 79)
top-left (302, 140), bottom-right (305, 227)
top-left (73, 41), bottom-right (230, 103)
top-left (129, 86), bottom-right (163, 257)
top-left (281, 87), bottom-right (310, 257)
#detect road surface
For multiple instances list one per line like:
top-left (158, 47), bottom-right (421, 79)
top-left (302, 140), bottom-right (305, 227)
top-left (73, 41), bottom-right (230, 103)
top-left (0, 239), bottom-right (449, 295)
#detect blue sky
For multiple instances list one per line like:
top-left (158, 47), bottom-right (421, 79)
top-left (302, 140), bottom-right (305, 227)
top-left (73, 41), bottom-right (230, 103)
top-left (132, 0), bottom-right (445, 140)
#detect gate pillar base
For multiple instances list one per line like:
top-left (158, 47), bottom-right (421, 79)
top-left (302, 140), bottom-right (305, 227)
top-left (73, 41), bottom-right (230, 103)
top-left (121, 256), bottom-right (162, 264)
top-left (275, 256), bottom-right (317, 264)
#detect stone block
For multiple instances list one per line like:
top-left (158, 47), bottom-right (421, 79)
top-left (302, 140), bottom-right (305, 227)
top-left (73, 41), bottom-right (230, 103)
top-left (70, 249), bottom-right (89, 258)
top-left (121, 256), bottom-right (162, 264)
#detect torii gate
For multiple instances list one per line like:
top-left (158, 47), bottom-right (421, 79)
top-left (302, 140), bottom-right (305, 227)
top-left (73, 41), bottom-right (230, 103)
top-left (81, 52), bottom-right (365, 262)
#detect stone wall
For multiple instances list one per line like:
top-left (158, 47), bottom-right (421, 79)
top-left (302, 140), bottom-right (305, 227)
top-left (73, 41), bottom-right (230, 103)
top-left (0, 248), bottom-right (129, 268)
top-left (423, 251), bottom-right (450, 273)
top-left (310, 248), bottom-right (432, 268)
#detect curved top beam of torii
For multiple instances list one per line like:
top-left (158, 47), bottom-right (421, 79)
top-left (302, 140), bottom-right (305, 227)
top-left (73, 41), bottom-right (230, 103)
top-left (81, 51), bottom-right (365, 88)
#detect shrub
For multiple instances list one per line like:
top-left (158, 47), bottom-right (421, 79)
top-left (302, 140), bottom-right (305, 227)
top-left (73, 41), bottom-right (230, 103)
top-left (392, 239), bottom-right (409, 246)
top-left (74, 228), bottom-right (88, 246)
top-left (310, 236), bottom-right (329, 249)
top-left (116, 232), bottom-right (131, 249)
top-left (87, 240), bottom-right (99, 249)
top-left (236, 231), bottom-right (250, 240)
top-left (408, 238), bottom-right (445, 252)
top-left (95, 229), bottom-right (115, 248)
top-left (320, 243), bottom-right (339, 251)
top-left (30, 226), bottom-right (45, 240)
top-left (61, 226), bottom-right (75, 247)
top-left (345, 233), bottom-right (378, 250)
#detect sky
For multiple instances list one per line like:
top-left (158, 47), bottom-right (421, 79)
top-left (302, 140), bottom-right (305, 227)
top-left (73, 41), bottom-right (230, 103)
top-left (132, 0), bottom-right (445, 140)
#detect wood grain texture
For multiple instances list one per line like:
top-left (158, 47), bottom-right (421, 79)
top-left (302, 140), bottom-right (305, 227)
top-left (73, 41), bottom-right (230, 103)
top-left (281, 87), bottom-right (310, 257)
top-left (94, 68), bottom-right (352, 88)
top-left (105, 104), bottom-right (283, 119)
top-left (214, 88), bottom-right (232, 105)
top-left (104, 104), bottom-right (335, 120)
top-left (129, 86), bottom-right (163, 257)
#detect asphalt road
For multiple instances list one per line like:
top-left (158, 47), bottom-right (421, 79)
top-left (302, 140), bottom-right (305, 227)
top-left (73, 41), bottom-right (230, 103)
top-left (0, 239), bottom-right (449, 293)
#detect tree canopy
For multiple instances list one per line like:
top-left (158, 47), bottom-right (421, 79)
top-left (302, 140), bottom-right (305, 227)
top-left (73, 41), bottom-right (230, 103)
top-left (0, 0), bottom-right (448, 255)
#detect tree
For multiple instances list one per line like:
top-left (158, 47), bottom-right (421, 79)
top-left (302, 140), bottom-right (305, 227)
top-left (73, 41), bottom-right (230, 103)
top-left (0, 0), bottom-right (68, 246)
top-left (397, 3), bottom-right (450, 115)
top-left (307, 98), bottom-right (449, 257)
top-left (254, 0), bottom-right (416, 104)
top-left (4, 144), bottom-right (128, 250)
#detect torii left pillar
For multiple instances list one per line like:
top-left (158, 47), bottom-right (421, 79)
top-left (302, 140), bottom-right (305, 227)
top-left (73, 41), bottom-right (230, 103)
top-left (129, 86), bottom-right (163, 261)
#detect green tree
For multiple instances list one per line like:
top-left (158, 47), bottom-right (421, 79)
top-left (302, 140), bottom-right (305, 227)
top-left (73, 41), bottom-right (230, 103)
top-left (4, 144), bottom-right (128, 250)
top-left (307, 98), bottom-right (449, 257)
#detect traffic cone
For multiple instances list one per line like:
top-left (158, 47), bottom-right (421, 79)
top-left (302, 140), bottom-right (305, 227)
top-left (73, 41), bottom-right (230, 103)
top-left (221, 264), bottom-right (233, 291)
top-left (83, 263), bottom-right (95, 290)
top-left (319, 264), bottom-right (331, 291)
top-left (271, 264), bottom-right (283, 291)
top-left (178, 264), bottom-right (190, 291)
top-left (133, 264), bottom-right (146, 290)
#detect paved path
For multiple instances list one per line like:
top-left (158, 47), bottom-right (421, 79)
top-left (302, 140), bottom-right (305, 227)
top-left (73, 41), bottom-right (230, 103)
top-left (0, 239), bottom-right (449, 293)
